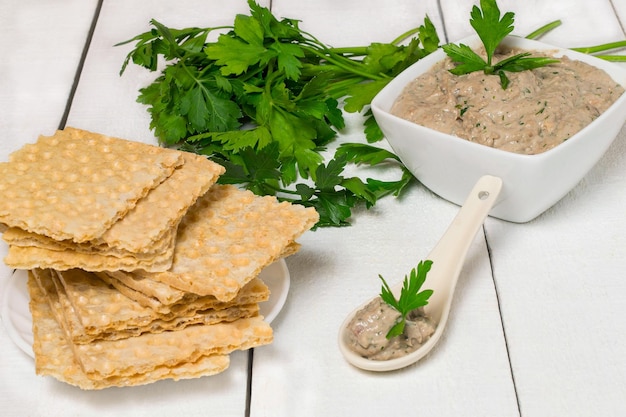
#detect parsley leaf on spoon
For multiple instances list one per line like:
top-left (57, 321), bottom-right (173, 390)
top-left (442, 0), bottom-right (559, 89)
top-left (379, 260), bottom-right (434, 339)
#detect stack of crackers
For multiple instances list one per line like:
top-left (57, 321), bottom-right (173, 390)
top-left (0, 127), bottom-right (318, 389)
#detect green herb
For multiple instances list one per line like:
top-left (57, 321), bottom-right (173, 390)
top-left (117, 0), bottom-right (440, 228)
top-left (524, 20), bottom-right (563, 40)
top-left (379, 260), bottom-right (434, 339)
top-left (571, 41), bottom-right (626, 62)
top-left (442, 0), bottom-right (559, 89)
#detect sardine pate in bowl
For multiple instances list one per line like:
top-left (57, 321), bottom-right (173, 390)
top-left (371, 35), bottom-right (626, 222)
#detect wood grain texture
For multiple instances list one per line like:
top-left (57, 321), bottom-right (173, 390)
top-left (1, 0), bottom-right (625, 416)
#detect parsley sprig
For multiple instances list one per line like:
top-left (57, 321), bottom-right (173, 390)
top-left (117, 0), bottom-right (440, 227)
top-left (379, 260), bottom-right (434, 339)
top-left (442, 0), bottom-right (559, 89)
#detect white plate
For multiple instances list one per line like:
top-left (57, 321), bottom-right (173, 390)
top-left (1, 269), bottom-right (33, 356)
top-left (258, 259), bottom-right (290, 323)
top-left (1, 260), bottom-right (290, 359)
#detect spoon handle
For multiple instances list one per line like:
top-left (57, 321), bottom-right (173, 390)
top-left (423, 175), bottom-right (502, 323)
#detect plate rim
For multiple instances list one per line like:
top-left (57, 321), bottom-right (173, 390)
top-left (1, 269), bottom-right (34, 357)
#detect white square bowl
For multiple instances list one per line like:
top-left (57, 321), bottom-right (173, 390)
top-left (371, 35), bottom-right (626, 223)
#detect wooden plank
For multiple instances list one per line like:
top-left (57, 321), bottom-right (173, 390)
top-left (440, 0), bottom-right (623, 45)
top-left (251, 186), bottom-right (519, 416)
top-left (58, 1), bottom-right (275, 416)
top-left (0, 1), bottom-right (269, 416)
top-left (439, 0), bottom-right (626, 415)
top-left (249, 1), bottom-right (518, 416)
top-left (270, 0), bottom-right (446, 47)
top-left (0, 0), bottom-right (100, 415)
top-left (0, 0), bottom-right (97, 153)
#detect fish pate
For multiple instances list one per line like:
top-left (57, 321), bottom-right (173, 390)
top-left (391, 48), bottom-right (624, 155)
top-left (345, 297), bottom-right (435, 361)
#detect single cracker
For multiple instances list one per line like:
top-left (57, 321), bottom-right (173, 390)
top-left (4, 243), bottom-right (174, 272)
top-left (28, 273), bottom-right (230, 390)
top-left (2, 226), bottom-right (174, 261)
top-left (73, 314), bottom-right (272, 380)
top-left (137, 184), bottom-right (319, 301)
top-left (94, 151), bottom-right (224, 253)
top-left (31, 268), bottom-right (85, 344)
top-left (99, 271), bottom-right (269, 315)
top-left (0, 127), bottom-right (183, 242)
top-left (103, 269), bottom-right (190, 306)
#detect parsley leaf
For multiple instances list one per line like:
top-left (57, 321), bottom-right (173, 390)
top-left (379, 260), bottom-right (434, 339)
top-left (442, 0), bottom-right (559, 89)
top-left (470, 0), bottom-right (515, 65)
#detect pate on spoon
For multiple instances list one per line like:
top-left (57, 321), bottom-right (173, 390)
top-left (338, 175), bottom-right (503, 371)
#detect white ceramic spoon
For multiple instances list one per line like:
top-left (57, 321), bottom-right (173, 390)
top-left (338, 175), bottom-right (503, 371)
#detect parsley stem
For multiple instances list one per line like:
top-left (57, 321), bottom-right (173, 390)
top-left (325, 46), bottom-right (369, 57)
top-left (524, 21), bottom-right (626, 61)
top-left (390, 27), bottom-right (422, 45)
top-left (300, 63), bottom-right (360, 78)
top-left (323, 77), bottom-right (368, 99)
top-left (256, 182), bottom-right (302, 199)
top-left (592, 55), bottom-right (626, 62)
top-left (525, 20), bottom-right (562, 40)
top-left (301, 45), bottom-right (386, 81)
top-left (571, 40), bottom-right (626, 54)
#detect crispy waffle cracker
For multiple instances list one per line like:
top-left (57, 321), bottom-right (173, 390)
top-left (138, 184), bottom-right (318, 301)
top-left (99, 256), bottom-right (293, 308)
top-left (73, 314), bottom-right (271, 380)
top-left (0, 127), bottom-right (183, 243)
top-left (102, 270), bottom-right (193, 306)
top-left (28, 273), bottom-right (231, 390)
top-left (4, 244), bottom-right (174, 272)
top-left (36, 268), bottom-right (267, 343)
top-left (99, 271), bottom-right (270, 315)
top-left (2, 227), bottom-right (174, 260)
top-left (94, 151), bottom-right (224, 253)
top-left (2, 151), bottom-right (225, 271)
top-left (32, 268), bottom-right (85, 344)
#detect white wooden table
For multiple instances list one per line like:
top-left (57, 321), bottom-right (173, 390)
top-left (1, 1), bottom-right (625, 416)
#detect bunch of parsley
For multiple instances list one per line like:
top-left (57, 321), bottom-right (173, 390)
top-left (118, 0), bottom-right (440, 227)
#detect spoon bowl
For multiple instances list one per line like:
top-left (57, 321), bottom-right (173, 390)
top-left (338, 175), bottom-right (503, 371)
